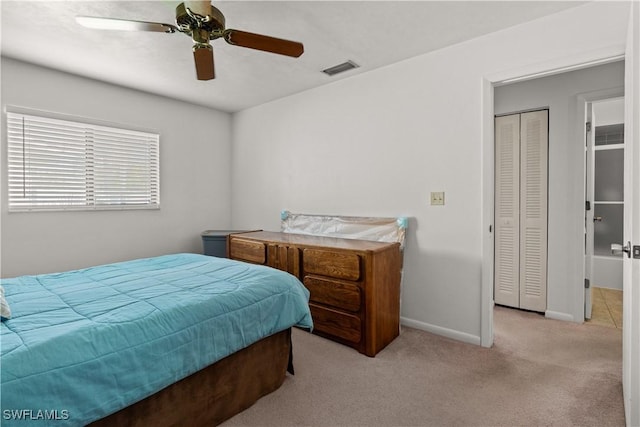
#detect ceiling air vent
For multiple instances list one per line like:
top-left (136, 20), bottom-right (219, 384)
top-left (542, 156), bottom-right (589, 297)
top-left (322, 60), bottom-right (359, 76)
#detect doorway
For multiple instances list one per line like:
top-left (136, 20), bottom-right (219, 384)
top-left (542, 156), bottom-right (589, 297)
top-left (487, 65), bottom-right (626, 422)
top-left (491, 60), bottom-right (624, 323)
top-left (585, 97), bottom-right (625, 328)
top-left (481, 6), bottom-right (639, 424)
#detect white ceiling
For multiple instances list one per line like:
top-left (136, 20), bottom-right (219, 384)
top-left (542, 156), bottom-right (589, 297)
top-left (1, 1), bottom-right (585, 113)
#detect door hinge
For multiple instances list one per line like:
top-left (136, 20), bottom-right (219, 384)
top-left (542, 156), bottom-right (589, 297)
top-left (585, 278), bottom-right (590, 289)
top-left (586, 122), bottom-right (592, 132)
top-left (585, 201), bottom-right (591, 211)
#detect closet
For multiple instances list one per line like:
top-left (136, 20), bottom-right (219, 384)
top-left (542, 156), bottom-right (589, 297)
top-left (494, 110), bottom-right (548, 312)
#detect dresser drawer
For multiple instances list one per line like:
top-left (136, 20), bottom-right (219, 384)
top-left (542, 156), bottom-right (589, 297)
top-left (310, 303), bottom-right (361, 343)
top-left (304, 275), bottom-right (361, 312)
top-left (303, 249), bottom-right (361, 281)
top-left (229, 239), bottom-right (266, 264)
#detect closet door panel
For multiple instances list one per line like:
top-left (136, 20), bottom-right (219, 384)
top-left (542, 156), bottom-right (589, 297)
top-left (494, 114), bottom-right (521, 308)
top-left (519, 110), bottom-right (548, 312)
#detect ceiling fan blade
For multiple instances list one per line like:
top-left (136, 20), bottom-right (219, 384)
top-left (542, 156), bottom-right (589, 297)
top-left (76, 16), bottom-right (177, 33)
top-left (193, 45), bottom-right (215, 80)
top-left (224, 30), bottom-right (304, 58)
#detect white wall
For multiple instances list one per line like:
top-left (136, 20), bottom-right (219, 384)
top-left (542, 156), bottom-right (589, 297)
top-left (1, 58), bottom-right (232, 277)
top-left (593, 256), bottom-right (624, 290)
top-left (494, 61), bottom-right (625, 313)
top-left (594, 97), bottom-right (625, 125)
top-left (231, 2), bottom-right (631, 343)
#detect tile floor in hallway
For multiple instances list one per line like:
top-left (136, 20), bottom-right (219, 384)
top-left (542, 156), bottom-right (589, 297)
top-left (588, 286), bottom-right (623, 328)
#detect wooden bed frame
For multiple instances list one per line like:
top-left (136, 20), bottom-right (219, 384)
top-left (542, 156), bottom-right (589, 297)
top-left (88, 328), bottom-right (292, 427)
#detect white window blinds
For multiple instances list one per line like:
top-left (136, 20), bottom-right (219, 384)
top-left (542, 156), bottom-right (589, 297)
top-left (7, 112), bottom-right (159, 211)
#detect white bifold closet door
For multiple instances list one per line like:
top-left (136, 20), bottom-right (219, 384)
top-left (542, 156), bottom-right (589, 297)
top-left (494, 110), bottom-right (548, 313)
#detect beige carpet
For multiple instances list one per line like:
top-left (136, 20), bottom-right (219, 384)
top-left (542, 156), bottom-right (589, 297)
top-left (222, 306), bottom-right (624, 427)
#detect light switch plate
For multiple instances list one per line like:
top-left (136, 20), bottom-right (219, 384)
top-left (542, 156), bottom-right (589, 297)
top-left (431, 191), bottom-right (445, 206)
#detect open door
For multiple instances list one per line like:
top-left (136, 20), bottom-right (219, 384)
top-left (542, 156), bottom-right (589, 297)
top-left (622, 2), bottom-right (639, 424)
top-left (584, 110), bottom-right (594, 320)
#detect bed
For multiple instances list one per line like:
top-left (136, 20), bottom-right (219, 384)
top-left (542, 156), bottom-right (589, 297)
top-left (0, 253), bottom-right (313, 426)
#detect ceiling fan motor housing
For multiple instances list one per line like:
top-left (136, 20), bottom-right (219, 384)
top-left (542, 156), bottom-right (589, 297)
top-left (176, 2), bottom-right (225, 43)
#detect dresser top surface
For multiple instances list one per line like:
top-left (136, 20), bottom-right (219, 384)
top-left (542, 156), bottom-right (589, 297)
top-left (230, 231), bottom-right (399, 252)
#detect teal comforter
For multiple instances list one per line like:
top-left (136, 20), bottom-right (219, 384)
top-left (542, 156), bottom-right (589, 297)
top-left (0, 253), bottom-right (312, 426)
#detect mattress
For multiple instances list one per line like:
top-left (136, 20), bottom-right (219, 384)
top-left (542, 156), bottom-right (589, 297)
top-left (1, 253), bottom-right (312, 426)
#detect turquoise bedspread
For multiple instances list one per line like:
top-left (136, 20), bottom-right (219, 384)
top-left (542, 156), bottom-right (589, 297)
top-left (0, 253), bottom-right (312, 426)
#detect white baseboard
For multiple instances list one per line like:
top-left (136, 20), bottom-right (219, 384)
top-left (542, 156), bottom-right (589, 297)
top-left (545, 310), bottom-right (575, 322)
top-left (400, 317), bottom-right (481, 346)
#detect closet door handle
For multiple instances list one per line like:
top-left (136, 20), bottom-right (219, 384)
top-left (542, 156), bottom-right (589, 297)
top-left (593, 216), bottom-right (603, 222)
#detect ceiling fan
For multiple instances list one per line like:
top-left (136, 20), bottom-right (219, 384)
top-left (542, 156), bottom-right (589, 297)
top-left (76, 1), bottom-right (304, 81)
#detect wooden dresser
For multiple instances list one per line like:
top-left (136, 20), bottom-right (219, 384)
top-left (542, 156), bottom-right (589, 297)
top-left (228, 231), bottom-right (401, 357)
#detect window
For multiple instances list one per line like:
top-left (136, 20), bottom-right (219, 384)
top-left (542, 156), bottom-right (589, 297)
top-left (7, 111), bottom-right (159, 211)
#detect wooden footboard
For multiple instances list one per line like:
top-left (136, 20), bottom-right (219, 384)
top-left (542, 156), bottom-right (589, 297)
top-left (89, 328), bottom-right (292, 427)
